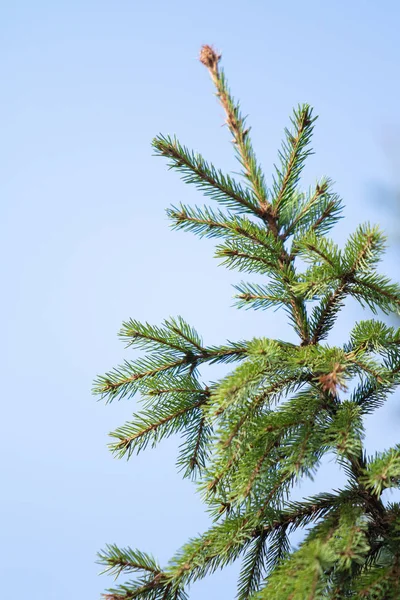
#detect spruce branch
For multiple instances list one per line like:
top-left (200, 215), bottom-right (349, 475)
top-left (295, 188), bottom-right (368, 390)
top-left (167, 204), bottom-right (279, 252)
top-left (119, 317), bottom-right (204, 354)
top-left (98, 545), bottom-right (162, 579)
top-left (351, 274), bottom-right (400, 314)
top-left (153, 135), bottom-right (262, 217)
top-left (272, 104), bottom-right (317, 213)
top-left (181, 414), bottom-right (209, 474)
top-left (163, 495), bottom-right (343, 591)
top-left (176, 406), bottom-right (213, 478)
top-left (237, 531), bottom-right (270, 600)
top-left (94, 340), bottom-right (247, 402)
top-left (361, 447), bottom-right (400, 497)
top-left (220, 374), bottom-right (302, 450)
top-left (215, 241), bottom-right (279, 273)
top-left (310, 281), bottom-right (349, 344)
top-left (97, 546), bottom-right (184, 600)
top-left (109, 393), bottom-right (209, 459)
top-left (353, 560), bottom-right (400, 599)
top-left (234, 281), bottom-right (291, 311)
top-left (305, 224), bottom-right (395, 344)
top-left (282, 178), bottom-right (343, 242)
top-left (199, 45), bottom-right (272, 226)
top-left (348, 319), bottom-right (400, 354)
top-left (93, 355), bottom-right (200, 402)
top-left (102, 579), bottom-right (185, 600)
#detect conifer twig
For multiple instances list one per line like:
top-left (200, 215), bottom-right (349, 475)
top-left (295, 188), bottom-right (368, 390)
top-left (199, 45), bottom-right (276, 232)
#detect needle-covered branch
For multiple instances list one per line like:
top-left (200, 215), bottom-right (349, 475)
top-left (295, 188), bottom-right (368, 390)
top-left (93, 322), bottom-right (248, 403)
top-left (95, 45), bottom-right (400, 600)
top-left (271, 104), bottom-right (317, 214)
top-left (199, 45), bottom-right (270, 221)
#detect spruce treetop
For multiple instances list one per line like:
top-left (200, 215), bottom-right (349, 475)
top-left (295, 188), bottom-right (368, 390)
top-left (94, 45), bottom-right (400, 599)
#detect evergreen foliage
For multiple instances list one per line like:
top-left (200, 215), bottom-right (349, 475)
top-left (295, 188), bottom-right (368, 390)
top-left (94, 45), bottom-right (400, 599)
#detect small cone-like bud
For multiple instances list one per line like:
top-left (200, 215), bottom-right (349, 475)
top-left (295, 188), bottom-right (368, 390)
top-left (318, 363), bottom-right (347, 396)
top-left (199, 44), bottom-right (220, 70)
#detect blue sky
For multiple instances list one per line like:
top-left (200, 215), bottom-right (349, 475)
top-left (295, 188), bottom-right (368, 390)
top-left (2, 1), bottom-right (400, 598)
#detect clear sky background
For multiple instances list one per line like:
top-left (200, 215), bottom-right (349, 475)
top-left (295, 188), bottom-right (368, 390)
top-left (2, 1), bottom-right (400, 598)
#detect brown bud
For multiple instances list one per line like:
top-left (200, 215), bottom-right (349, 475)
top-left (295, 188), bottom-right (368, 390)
top-left (199, 45), bottom-right (220, 70)
top-left (318, 362), bottom-right (348, 396)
